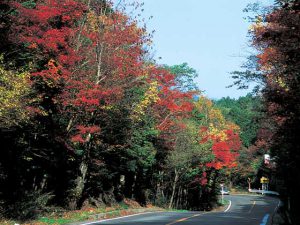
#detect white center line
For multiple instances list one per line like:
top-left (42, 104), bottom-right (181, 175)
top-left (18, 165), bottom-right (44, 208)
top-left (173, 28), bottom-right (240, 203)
top-left (248, 201), bottom-right (256, 213)
top-left (224, 200), bottom-right (232, 212)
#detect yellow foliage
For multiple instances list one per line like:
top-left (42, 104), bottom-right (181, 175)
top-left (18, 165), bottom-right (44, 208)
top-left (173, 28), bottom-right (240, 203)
top-left (226, 122), bottom-right (240, 132)
top-left (209, 108), bottom-right (226, 125)
top-left (249, 16), bottom-right (264, 31)
top-left (0, 59), bottom-right (31, 127)
top-left (208, 123), bottom-right (227, 141)
top-left (87, 11), bottom-right (99, 32)
top-left (195, 95), bottom-right (240, 141)
top-left (275, 77), bottom-right (289, 91)
top-left (87, 10), bottom-right (120, 33)
top-left (131, 81), bottom-right (160, 121)
top-left (195, 96), bottom-right (213, 111)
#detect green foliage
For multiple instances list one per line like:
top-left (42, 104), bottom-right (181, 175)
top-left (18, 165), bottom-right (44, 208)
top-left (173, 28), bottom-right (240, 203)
top-left (0, 0), bottom-right (245, 221)
top-left (167, 121), bottom-right (212, 170)
top-left (6, 191), bottom-right (54, 221)
top-left (21, 0), bottom-right (36, 9)
top-left (232, 1), bottom-right (300, 223)
top-left (164, 63), bottom-right (199, 91)
top-left (214, 94), bottom-right (263, 148)
top-left (127, 126), bottom-right (157, 170)
top-left (213, 95), bottom-right (266, 188)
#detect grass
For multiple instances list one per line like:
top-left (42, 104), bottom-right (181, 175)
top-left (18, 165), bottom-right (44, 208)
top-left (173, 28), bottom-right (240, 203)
top-left (218, 198), bottom-right (230, 206)
top-left (170, 209), bottom-right (189, 212)
top-left (1, 198), bottom-right (228, 224)
top-left (0, 200), bottom-right (160, 225)
top-left (35, 205), bottom-right (136, 225)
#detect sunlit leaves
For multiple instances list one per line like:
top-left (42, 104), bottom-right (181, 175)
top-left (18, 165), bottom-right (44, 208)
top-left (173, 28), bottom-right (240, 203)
top-left (0, 57), bottom-right (31, 127)
top-left (131, 81), bottom-right (160, 121)
top-left (1, 0), bottom-right (246, 214)
top-left (195, 96), bottom-right (241, 170)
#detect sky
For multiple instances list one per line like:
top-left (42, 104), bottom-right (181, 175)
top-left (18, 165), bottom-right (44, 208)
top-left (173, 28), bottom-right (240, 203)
top-left (123, 0), bottom-right (273, 99)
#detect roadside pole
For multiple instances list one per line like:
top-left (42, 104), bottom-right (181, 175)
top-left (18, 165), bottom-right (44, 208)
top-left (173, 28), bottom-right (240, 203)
top-left (260, 177), bottom-right (269, 194)
top-left (221, 183), bottom-right (224, 204)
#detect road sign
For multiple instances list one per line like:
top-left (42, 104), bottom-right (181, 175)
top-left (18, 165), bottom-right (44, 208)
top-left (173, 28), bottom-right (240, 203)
top-left (260, 177), bottom-right (269, 184)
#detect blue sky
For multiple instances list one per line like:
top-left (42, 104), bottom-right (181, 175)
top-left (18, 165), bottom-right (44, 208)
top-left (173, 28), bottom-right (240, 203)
top-left (115, 0), bottom-right (273, 99)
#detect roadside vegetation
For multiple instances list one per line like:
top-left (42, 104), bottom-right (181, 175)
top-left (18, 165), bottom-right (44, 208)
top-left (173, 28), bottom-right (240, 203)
top-left (231, 0), bottom-right (300, 224)
top-left (0, 0), bottom-right (243, 223)
top-left (0, 0), bottom-right (299, 225)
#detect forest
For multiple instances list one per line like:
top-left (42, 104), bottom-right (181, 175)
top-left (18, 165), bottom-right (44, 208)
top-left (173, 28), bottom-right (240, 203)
top-left (0, 0), bottom-right (299, 225)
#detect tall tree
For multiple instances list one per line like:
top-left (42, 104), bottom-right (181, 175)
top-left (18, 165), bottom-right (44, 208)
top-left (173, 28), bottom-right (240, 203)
top-left (232, 1), bottom-right (300, 223)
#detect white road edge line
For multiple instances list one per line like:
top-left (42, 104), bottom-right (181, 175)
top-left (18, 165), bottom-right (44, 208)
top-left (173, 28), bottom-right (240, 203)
top-left (79, 211), bottom-right (157, 225)
top-left (260, 214), bottom-right (270, 225)
top-left (224, 200), bottom-right (232, 212)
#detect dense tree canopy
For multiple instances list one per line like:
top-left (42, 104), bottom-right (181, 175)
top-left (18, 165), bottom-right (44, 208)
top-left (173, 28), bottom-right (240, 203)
top-left (0, 0), bottom-right (243, 222)
top-left (231, 1), bottom-right (300, 224)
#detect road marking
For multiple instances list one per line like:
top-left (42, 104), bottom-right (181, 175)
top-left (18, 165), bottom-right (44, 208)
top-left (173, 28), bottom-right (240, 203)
top-left (260, 214), bottom-right (270, 225)
top-left (274, 200), bottom-right (281, 213)
top-left (224, 200), bottom-right (232, 212)
top-left (165, 212), bottom-right (210, 225)
top-left (176, 217), bottom-right (189, 222)
top-left (248, 201), bottom-right (256, 213)
top-left (79, 211), bottom-right (160, 225)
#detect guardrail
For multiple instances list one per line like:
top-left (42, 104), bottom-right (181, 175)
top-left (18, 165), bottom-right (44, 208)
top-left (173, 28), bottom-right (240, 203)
top-left (248, 189), bottom-right (279, 196)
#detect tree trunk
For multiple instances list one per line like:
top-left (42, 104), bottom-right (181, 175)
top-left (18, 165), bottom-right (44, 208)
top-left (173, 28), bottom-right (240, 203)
top-left (68, 160), bottom-right (88, 210)
top-left (247, 177), bottom-right (252, 190)
top-left (183, 188), bottom-right (187, 208)
top-left (175, 186), bottom-right (181, 209)
top-left (168, 168), bottom-right (179, 209)
top-left (155, 171), bottom-right (164, 203)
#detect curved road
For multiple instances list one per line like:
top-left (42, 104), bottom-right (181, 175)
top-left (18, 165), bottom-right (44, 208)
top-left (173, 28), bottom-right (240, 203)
top-left (78, 195), bottom-right (280, 225)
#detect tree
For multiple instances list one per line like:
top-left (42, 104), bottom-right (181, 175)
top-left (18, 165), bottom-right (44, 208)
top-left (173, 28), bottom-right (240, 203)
top-left (0, 57), bottom-right (31, 127)
top-left (214, 95), bottom-right (263, 148)
top-left (0, 0), bottom-right (246, 221)
top-left (232, 1), bottom-right (300, 223)
top-left (166, 120), bottom-right (211, 209)
top-left (163, 63), bottom-right (199, 92)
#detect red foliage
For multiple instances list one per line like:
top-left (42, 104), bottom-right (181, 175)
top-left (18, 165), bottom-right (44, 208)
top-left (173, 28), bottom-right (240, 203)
top-left (193, 172), bottom-right (208, 186)
top-left (10, 0), bottom-right (85, 59)
top-left (224, 129), bottom-right (242, 152)
top-left (200, 171), bottom-right (208, 186)
top-left (9, 0), bottom-right (151, 145)
top-left (31, 59), bottom-right (66, 85)
top-left (10, 0), bottom-right (194, 152)
top-left (71, 134), bottom-right (86, 143)
top-left (76, 125), bottom-right (101, 134)
top-left (205, 129), bottom-right (241, 170)
top-left (148, 67), bottom-right (194, 133)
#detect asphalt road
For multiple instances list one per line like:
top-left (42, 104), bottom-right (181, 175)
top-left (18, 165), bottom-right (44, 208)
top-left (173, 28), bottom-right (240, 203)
top-left (79, 195), bottom-right (280, 225)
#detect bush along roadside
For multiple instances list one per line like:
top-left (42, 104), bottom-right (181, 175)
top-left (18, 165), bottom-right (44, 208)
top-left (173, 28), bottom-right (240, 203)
top-left (0, 200), bottom-right (163, 225)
